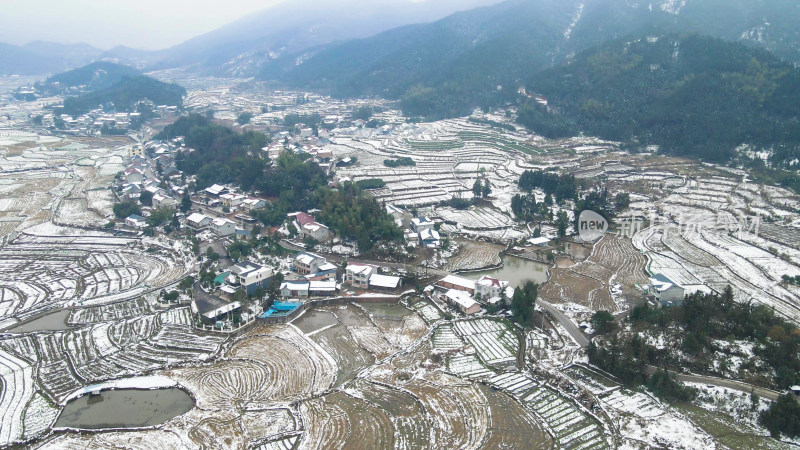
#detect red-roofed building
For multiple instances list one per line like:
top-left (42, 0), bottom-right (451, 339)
top-left (289, 212), bottom-right (333, 242)
top-left (475, 275), bottom-right (509, 300)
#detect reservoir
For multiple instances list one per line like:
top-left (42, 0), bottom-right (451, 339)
top-left (55, 388), bottom-right (194, 429)
top-left (463, 255), bottom-right (550, 287)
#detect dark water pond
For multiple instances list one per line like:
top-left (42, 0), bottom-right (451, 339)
top-left (55, 388), bottom-right (194, 429)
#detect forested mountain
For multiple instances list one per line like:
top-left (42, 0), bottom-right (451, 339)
top-left (146, 0), bottom-right (502, 76)
top-left (520, 33), bottom-right (800, 162)
top-left (262, 0), bottom-right (800, 119)
top-left (62, 75), bottom-right (185, 115)
top-left (41, 61), bottom-right (141, 92)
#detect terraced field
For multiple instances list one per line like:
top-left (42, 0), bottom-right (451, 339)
top-left (0, 232), bottom-right (186, 321)
top-left (522, 387), bottom-right (609, 449)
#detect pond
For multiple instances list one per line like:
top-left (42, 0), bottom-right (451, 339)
top-left (292, 309), bottom-right (339, 334)
top-left (55, 388), bottom-right (194, 429)
top-left (5, 310), bottom-right (72, 333)
top-left (463, 255), bottom-right (550, 287)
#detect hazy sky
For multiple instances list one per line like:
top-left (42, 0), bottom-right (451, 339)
top-left (0, 0), bottom-right (503, 51)
top-left (0, 0), bottom-right (282, 50)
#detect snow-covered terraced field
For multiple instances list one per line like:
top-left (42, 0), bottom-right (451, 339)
top-left (454, 319), bottom-right (517, 366)
top-left (0, 231), bottom-right (186, 320)
top-left (411, 300), bottom-right (442, 323)
top-left (523, 387), bottom-right (608, 449)
top-left (447, 354), bottom-right (494, 379)
top-left (432, 324), bottom-right (462, 350)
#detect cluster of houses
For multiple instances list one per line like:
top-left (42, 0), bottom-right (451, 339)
top-left (192, 250), bottom-right (404, 327)
top-left (431, 274), bottom-right (514, 315)
top-left (280, 253), bottom-right (402, 299)
top-left (118, 140), bottom-right (188, 229)
top-left (383, 207), bottom-right (443, 249)
top-left (33, 104), bottom-right (178, 136)
top-left (263, 141), bottom-right (337, 176)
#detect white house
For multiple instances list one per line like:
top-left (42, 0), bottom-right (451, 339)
top-left (419, 228), bottom-right (441, 248)
top-left (386, 204), bottom-right (410, 227)
top-left (475, 276), bottom-right (509, 300)
top-left (152, 193), bottom-right (177, 210)
top-left (648, 274), bottom-right (685, 306)
top-left (232, 262), bottom-right (273, 295)
top-left (220, 193), bottom-right (247, 208)
top-left (346, 264), bottom-right (375, 288)
top-left (211, 218), bottom-right (236, 237)
top-left (291, 212), bottom-right (333, 242)
top-left (241, 197), bottom-right (266, 211)
top-left (444, 289), bottom-right (481, 315)
top-left (122, 183), bottom-right (141, 200)
top-left (410, 217), bottom-right (435, 233)
top-left (187, 213), bottom-right (212, 230)
top-left (124, 167), bottom-right (144, 184)
top-left (302, 221), bottom-right (332, 242)
top-left (204, 184), bottom-right (227, 198)
top-left (281, 281), bottom-right (309, 298)
top-left (143, 185), bottom-right (165, 197)
top-left (369, 274), bottom-right (402, 292)
top-left (125, 214), bottom-right (147, 229)
top-left (294, 252), bottom-right (327, 275)
top-left (309, 280), bottom-right (337, 297)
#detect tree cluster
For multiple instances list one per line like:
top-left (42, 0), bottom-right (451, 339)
top-left (629, 287), bottom-right (800, 389)
top-left (510, 281), bottom-right (538, 327)
top-left (472, 178), bottom-right (492, 198)
top-left (518, 170), bottom-right (578, 204)
top-left (761, 394), bottom-right (800, 438)
top-left (384, 157), bottom-right (416, 168)
top-left (113, 201), bottom-right (140, 219)
top-left (159, 114), bottom-right (269, 190)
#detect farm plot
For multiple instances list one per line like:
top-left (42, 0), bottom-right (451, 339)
top-left (481, 385), bottom-right (554, 449)
top-left (522, 387), bottom-right (608, 449)
top-left (447, 354), bottom-right (494, 379)
top-left (353, 380), bottom-right (431, 450)
top-left (487, 372), bottom-right (538, 397)
top-left (21, 313), bottom-right (226, 403)
top-left (539, 268), bottom-right (614, 312)
top-left (572, 235), bottom-right (649, 287)
top-left (443, 239), bottom-right (503, 272)
top-left (346, 325), bottom-right (395, 360)
top-left (0, 348), bottom-right (35, 446)
top-left (411, 299), bottom-right (442, 323)
top-left (600, 389), bottom-right (715, 449)
top-left (402, 372), bottom-right (490, 450)
top-left (0, 233), bottom-right (185, 319)
top-left (453, 319), bottom-right (518, 366)
top-left (38, 429), bottom-right (189, 449)
top-left (431, 324), bottom-right (463, 351)
top-left (299, 391), bottom-right (395, 450)
top-left (169, 359), bottom-right (276, 410)
top-left (438, 207), bottom-right (514, 230)
top-left (563, 366), bottom-right (618, 396)
top-left (240, 409), bottom-right (296, 443)
top-left (226, 325), bottom-right (336, 403)
top-left (21, 392), bottom-right (59, 440)
top-left (369, 312), bottom-right (427, 349)
top-left (67, 298), bottom-right (152, 325)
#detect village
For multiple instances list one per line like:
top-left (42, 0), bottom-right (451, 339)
top-left (0, 74), bottom-right (799, 449)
